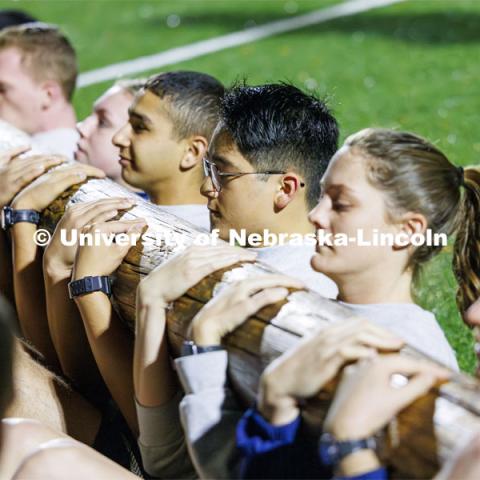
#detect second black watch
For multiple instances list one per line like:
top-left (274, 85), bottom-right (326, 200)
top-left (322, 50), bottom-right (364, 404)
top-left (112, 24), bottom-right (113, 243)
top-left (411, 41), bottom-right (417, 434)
top-left (68, 276), bottom-right (112, 299)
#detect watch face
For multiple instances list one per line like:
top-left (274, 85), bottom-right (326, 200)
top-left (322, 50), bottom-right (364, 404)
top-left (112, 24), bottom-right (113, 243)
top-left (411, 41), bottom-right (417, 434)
top-left (318, 433), bottom-right (340, 466)
top-left (1, 207), bottom-right (11, 230)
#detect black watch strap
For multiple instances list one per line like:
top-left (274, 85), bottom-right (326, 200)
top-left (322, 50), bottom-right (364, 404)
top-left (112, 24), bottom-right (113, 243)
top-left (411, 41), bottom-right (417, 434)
top-left (68, 276), bottom-right (112, 299)
top-left (181, 340), bottom-right (224, 357)
top-left (318, 432), bottom-right (377, 466)
top-left (1, 206), bottom-right (40, 230)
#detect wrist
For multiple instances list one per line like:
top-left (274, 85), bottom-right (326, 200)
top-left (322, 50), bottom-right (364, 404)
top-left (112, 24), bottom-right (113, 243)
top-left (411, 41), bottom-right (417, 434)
top-left (331, 421), bottom-right (372, 442)
top-left (191, 319), bottom-right (221, 346)
top-left (137, 283), bottom-right (168, 308)
top-left (338, 449), bottom-right (381, 477)
top-left (258, 374), bottom-right (299, 425)
top-left (72, 266), bottom-right (104, 281)
top-left (10, 199), bottom-right (35, 210)
top-left (44, 255), bottom-right (71, 280)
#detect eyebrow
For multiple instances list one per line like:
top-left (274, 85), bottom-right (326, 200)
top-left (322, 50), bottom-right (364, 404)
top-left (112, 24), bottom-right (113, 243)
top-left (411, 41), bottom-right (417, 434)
top-left (127, 108), bottom-right (152, 125)
top-left (209, 153), bottom-right (236, 169)
top-left (321, 182), bottom-right (357, 197)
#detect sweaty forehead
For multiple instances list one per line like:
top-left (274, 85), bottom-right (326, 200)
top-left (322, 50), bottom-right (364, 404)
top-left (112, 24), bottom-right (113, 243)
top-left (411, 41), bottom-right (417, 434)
top-left (131, 90), bottom-right (172, 122)
top-left (0, 47), bottom-right (31, 79)
top-left (94, 87), bottom-right (131, 113)
top-left (209, 127), bottom-right (252, 170)
top-left (323, 146), bottom-right (372, 194)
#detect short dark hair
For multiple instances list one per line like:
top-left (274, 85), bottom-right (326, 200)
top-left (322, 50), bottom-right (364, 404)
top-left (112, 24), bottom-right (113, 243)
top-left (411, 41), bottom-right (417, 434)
top-left (0, 22), bottom-right (77, 100)
top-left (0, 295), bottom-right (15, 417)
top-left (144, 71), bottom-right (224, 141)
top-left (218, 83), bottom-right (339, 209)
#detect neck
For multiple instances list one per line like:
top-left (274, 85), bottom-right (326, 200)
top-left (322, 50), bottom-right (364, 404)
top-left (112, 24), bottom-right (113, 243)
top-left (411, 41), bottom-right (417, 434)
top-left (253, 205), bottom-right (313, 247)
top-left (334, 265), bottom-right (414, 304)
top-left (113, 175), bottom-right (143, 194)
top-left (37, 102), bottom-right (77, 132)
top-left (148, 174), bottom-right (205, 206)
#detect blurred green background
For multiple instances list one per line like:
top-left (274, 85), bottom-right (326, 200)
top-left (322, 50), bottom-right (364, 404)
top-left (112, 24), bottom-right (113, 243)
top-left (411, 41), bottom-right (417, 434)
top-left (1, 0), bottom-right (477, 371)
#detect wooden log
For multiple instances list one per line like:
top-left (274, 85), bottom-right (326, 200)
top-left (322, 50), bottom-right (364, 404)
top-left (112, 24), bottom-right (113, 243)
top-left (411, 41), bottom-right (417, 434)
top-left (41, 177), bottom-right (480, 479)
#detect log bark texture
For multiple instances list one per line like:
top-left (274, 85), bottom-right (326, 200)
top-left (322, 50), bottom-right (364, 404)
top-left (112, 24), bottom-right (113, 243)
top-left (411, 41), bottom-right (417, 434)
top-left (41, 177), bottom-right (480, 479)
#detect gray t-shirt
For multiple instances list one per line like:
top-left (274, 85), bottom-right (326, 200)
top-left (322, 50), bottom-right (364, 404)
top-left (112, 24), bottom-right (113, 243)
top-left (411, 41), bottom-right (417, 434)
top-left (159, 204), bottom-right (210, 232)
top-left (254, 244), bottom-right (338, 299)
top-left (340, 302), bottom-right (458, 371)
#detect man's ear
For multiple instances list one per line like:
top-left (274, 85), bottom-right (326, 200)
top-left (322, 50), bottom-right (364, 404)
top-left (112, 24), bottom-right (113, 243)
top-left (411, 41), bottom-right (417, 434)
top-left (273, 173), bottom-right (305, 211)
top-left (392, 211), bottom-right (428, 249)
top-left (40, 80), bottom-right (64, 110)
top-left (180, 136), bottom-right (208, 171)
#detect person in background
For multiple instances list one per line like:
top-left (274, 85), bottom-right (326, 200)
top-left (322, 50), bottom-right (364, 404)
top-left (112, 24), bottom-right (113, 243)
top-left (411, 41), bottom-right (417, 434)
top-left (75, 78), bottom-right (146, 195)
top-left (0, 23), bottom-right (78, 159)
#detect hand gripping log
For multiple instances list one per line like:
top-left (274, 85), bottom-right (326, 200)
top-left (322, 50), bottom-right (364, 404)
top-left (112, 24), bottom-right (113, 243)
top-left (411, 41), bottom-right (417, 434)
top-left (40, 177), bottom-right (480, 479)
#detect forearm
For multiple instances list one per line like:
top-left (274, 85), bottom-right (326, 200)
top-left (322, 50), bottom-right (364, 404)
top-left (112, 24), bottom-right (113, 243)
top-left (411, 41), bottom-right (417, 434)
top-left (44, 262), bottom-right (106, 396)
top-left (176, 351), bottom-right (244, 479)
top-left (0, 230), bottom-right (15, 304)
top-left (11, 224), bottom-right (59, 368)
top-left (74, 292), bottom-right (137, 434)
top-left (134, 300), bottom-right (178, 408)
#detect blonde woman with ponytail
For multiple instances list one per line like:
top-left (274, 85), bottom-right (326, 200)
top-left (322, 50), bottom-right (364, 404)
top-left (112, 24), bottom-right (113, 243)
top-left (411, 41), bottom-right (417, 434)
top-left (295, 128), bottom-right (480, 371)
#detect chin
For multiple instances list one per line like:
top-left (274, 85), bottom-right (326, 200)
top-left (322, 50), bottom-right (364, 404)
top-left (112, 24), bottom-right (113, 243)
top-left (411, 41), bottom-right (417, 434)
top-left (310, 252), bottom-right (334, 275)
top-left (74, 151), bottom-right (87, 163)
top-left (210, 219), bottom-right (230, 241)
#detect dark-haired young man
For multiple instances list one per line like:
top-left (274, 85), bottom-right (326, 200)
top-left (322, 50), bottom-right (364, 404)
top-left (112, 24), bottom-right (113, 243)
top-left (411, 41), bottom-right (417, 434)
top-left (202, 83), bottom-right (339, 295)
top-left (113, 70), bottom-right (224, 229)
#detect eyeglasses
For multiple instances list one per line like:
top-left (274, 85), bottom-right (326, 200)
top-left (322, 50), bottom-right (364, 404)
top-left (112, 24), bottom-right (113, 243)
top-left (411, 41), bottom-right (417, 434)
top-left (203, 157), bottom-right (304, 193)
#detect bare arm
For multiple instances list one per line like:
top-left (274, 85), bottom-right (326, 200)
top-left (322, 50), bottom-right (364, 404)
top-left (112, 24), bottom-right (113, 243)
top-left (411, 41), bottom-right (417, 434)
top-left (9, 163), bottom-right (105, 367)
top-left (43, 198), bottom-right (134, 396)
top-left (71, 219), bottom-right (146, 435)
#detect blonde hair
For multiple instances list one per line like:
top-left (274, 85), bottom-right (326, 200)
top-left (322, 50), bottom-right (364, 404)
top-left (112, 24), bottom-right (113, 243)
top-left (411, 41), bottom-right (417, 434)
top-left (0, 22), bottom-right (77, 100)
top-left (344, 128), bottom-right (480, 318)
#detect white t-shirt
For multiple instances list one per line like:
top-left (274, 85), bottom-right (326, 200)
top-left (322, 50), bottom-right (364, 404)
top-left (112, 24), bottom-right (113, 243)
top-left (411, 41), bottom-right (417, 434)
top-left (254, 244), bottom-right (338, 299)
top-left (31, 128), bottom-right (79, 161)
top-left (340, 302), bottom-right (458, 371)
top-left (159, 204), bottom-right (210, 232)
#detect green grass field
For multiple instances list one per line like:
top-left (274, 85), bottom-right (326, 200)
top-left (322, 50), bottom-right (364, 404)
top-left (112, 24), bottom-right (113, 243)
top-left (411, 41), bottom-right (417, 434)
top-left (2, 0), bottom-right (478, 372)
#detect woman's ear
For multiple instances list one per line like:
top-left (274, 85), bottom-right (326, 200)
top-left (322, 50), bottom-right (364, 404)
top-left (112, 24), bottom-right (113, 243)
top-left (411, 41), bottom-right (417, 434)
top-left (273, 173), bottom-right (304, 211)
top-left (180, 136), bottom-right (208, 170)
top-left (393, 212), bottom-right (428, 249)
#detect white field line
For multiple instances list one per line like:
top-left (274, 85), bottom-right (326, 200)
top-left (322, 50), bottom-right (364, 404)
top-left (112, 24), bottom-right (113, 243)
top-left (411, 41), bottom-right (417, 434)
top-left (78, 0), bottom-right (404, 88)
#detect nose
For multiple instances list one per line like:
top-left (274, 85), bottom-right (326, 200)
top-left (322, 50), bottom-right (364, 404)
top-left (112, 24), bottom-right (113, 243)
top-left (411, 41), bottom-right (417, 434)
top-left (200, 175), bottom-right (218, 199)
top-left (77, 115), bottom-right (96, 138)
top-left (308, 195), bottom-right (331, 231)
top-left (112, 122), bottom-right (131, 148)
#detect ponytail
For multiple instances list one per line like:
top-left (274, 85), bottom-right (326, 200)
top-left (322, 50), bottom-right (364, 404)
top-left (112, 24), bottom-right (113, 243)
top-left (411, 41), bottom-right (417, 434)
top-left (453, 167), bottom-right (480, 320)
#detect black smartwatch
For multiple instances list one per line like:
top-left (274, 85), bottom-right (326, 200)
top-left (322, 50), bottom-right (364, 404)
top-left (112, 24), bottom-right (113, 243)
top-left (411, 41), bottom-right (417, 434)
top-left (318, 431), bottom-right (377, 467)
top-left (181, 340), bottom-right (225, 357)
top-left (1, 206), bottom-right (40, 230)
top-left (68, 276), bottom-right (112, 299)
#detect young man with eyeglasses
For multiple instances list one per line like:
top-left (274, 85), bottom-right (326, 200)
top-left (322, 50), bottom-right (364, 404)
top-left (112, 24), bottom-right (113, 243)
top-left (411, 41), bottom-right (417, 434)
top-left (200, 83), bottom-right (339, 296)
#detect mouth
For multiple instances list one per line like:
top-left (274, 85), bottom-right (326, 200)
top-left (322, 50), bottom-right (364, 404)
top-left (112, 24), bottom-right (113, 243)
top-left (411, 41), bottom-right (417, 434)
top-left (208, 206), bottom-right (221, 218)
top-left (118, 155), bottom-right (133, 167)
top-left (315, 230), bottom-right (334, 252)
top-left (74, 145), bottom-right (86, 160)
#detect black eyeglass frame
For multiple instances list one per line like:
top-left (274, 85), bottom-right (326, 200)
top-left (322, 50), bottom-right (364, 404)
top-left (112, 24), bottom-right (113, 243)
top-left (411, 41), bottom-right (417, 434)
top-left (203, 157), bottom-right (304, 192)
